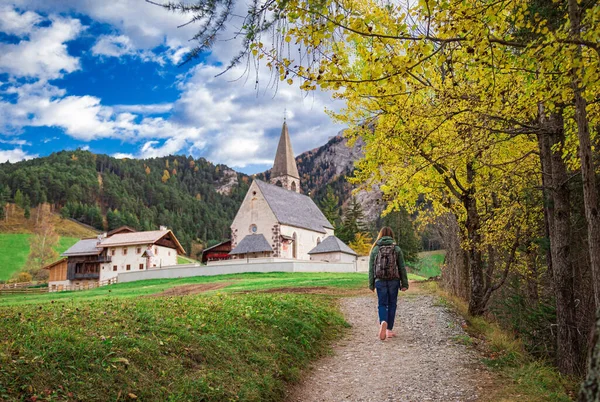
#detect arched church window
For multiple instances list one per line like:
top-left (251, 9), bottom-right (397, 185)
top-left (317, 237), bottom-right (321, 245)
top-left (292, 232), bottom-right (297, 258)
top-left (291, 181), bottom-right (297, 192)
top-left (275, 180), bottom-right (283, 187)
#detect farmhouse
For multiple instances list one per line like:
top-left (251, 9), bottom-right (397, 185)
top-left (45, 226), bottom-right (185, 291)
top-left (229, 121), bottom-right (339, 260)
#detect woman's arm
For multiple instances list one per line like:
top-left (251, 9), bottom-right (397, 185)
top-left (368, 246), bottom-right (378, 290)
top-left (397, 247), bottom-right (409, 290)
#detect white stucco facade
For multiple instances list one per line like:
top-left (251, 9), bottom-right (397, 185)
top-left (310, 251), bottom-right (357, 263)
top-left (279, 224), bottom-right (333, 260)
top-left (99, 244), bottom-right (177, 282)
top-left (230, 181), bottom-right (279, 257)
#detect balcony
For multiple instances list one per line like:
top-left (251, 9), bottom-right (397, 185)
top-left (97, 256), bottom-right (112, 263)
top-left (73, 272), bottom-right (100, 280)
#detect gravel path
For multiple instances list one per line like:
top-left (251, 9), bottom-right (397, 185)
top-left (286, 293), bottom-right (496, 402)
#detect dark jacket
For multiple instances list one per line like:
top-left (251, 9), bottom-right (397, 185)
top-left (368, 236), bottom-right (409, 291)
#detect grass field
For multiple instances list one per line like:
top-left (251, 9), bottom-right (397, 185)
top-left (0, 292), bottom-right (346, 401)
top-left (177, 255), bottom-right (199, 264)
top-left (407, 250), bottom-right (446, 278)
top-left (0, 271), bottom-right (426, 306)
top-left (0, 234), bottom-right (80, 281)
top-left (0, 254), bottom-right (443, 401)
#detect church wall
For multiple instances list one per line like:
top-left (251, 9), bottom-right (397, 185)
top-left (279, 225), bottom-right (334, 260)
top-left (230, 181), bottom-right (279, 256)
top-left (310, 252), bottom-right (357, 263)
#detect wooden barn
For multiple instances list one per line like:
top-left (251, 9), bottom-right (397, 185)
top-left (201, 240), bottom-right (232, 264)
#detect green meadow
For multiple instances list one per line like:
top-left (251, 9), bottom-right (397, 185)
top-left (0, 234), bottom-right (79, 281)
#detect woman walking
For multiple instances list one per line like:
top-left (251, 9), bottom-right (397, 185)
top-left (369, 227), bottom-right (409, 340)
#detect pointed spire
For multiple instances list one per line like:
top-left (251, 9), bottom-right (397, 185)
top-left (272, 121), bottom-right (300, 179)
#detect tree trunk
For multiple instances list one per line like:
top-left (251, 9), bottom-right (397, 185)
top-left (464, 161), bottom-right (486, 316)
top-left (568, 0), bottom-right (600, 309)
top-left (579, 309), bottom-right (600, 401)
top-left (545, 112), bottom-right (582, 375)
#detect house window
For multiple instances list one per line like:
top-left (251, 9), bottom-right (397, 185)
top-left (139, 264), bottom-right (144, 270)
top-left (155, 247), bottom-right (158, 255)
top-left (111, 249), bottom-right (115, 256)
top-left (126, 264), bottom-right (131, 271)
top-left (113, 265), bottom-right (117, 271)
top-left (123, 248), bottom-right (128, 255)
top-left (168, 251), bottom-right (171, 256)
top-left (137, 247), bottom-right (142, 254)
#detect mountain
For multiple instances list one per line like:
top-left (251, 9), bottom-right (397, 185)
top-left (0, 150), bottom-right (250, 255)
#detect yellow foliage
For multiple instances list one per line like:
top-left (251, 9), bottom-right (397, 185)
top-left (349, 232), bottom-right (373, 256)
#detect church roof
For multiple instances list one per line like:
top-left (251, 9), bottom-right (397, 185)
top-left (308, 236), bottom-right (358, 256)
top-left (255, 180), bottom-right (334, 233)
top-left (229, 234), bottom-right (273, 255)
top-left (271, 121), bottom-right (300, 179)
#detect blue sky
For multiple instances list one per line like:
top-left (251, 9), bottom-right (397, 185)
top-left (0, 1), bottom-right (343, 174)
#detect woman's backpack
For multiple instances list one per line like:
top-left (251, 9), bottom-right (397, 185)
top-left (374, 245), bottom-right (399, 280)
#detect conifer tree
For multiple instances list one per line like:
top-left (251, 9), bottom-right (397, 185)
top-left (338, 197), bottom-right (367, 244)
top-left (320, 186), bottom-right (340, 226)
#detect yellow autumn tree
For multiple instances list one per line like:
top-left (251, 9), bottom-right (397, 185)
top-left (161, 170), bottom-right (170, 183)
top-left (349, 232), bottom-right (372, 256)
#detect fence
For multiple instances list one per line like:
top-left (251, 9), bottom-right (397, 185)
top-left (0, 286), bottom-right (48, 295)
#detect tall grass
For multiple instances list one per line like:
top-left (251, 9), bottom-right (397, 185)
top-left (422, 282), bottom-right (577, 401)
top-left (407, 250), bottom-right (446, 278)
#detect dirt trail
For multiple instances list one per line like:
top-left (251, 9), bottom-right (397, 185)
top-left (286, 294), bottom-right (497, 402)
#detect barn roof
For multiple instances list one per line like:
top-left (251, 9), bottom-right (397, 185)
top-left (62, 238), bottom-right (102, 256)
top-left (308, 236), bottom-right (357, 256)
top-left (229, 234), bottom-right (273, 255)
top-left (255, 180), bottom-right (333, 233)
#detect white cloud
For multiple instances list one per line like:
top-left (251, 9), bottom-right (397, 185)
top-left (92, 34), bottom-right (135, 58)
top-left (0, 138), bottom-right (30, 146)
top-left (113, 103), bottom-right (173, 114)
top-left (0, 15), bottom-right (82, 81)
top-left (0, 148), bottom-right (37, 162)
top-left (113, 152), bottom-right (135, 159)
top-left (0, 5), bottom-right (42, 36)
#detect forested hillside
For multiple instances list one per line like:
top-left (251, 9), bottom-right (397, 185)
top-left (0, 150), bottom-right (250, 255)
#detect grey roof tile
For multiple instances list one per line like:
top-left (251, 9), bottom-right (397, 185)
top-left (255, 180), bottom-right (333, 233)
top-left (308, 236), bottom-right (357, 256)
top-left (229, 234), bottom-right (273, 255)
top-left (62, 238), bottom-right (102, 256)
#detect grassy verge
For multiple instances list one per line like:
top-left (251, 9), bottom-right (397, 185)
top-left (422, 282), bottom-right (578, 401)
top-left (0, 293), bottom-right (346, 401)
top-left (407, 250), bottom-right (446, 278)
top-left (177, 255), bottom-right (199, 264)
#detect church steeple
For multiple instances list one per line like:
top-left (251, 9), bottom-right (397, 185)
top-left (271, 121), bottom-right (301, 192)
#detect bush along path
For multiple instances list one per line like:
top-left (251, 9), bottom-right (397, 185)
top-left (286, 292), bottom-right (498, 402)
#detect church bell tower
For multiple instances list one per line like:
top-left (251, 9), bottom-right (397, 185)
top-left (270, 120), bottom-right (300, 193)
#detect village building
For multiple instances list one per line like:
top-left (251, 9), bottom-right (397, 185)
top-left (45, 227), bottom-right (185, 291)
top-left (201, 240), bottom-right (232, 264)
top-left (229, 121), bottom-right (342, 260)
top-left (308, 236), bottom-right (358, 262)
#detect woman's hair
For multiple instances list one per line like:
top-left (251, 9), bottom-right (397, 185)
top-left (377, 226), bottom-right (394, 241)
top-left (370, 226), bottom-right (395, 254)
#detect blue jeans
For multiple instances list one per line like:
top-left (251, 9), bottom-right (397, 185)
top-left (375, 279), bottom-right (400, 330)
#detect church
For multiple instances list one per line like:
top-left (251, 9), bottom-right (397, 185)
top-left (229, 121), bottom-right (351, 261)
